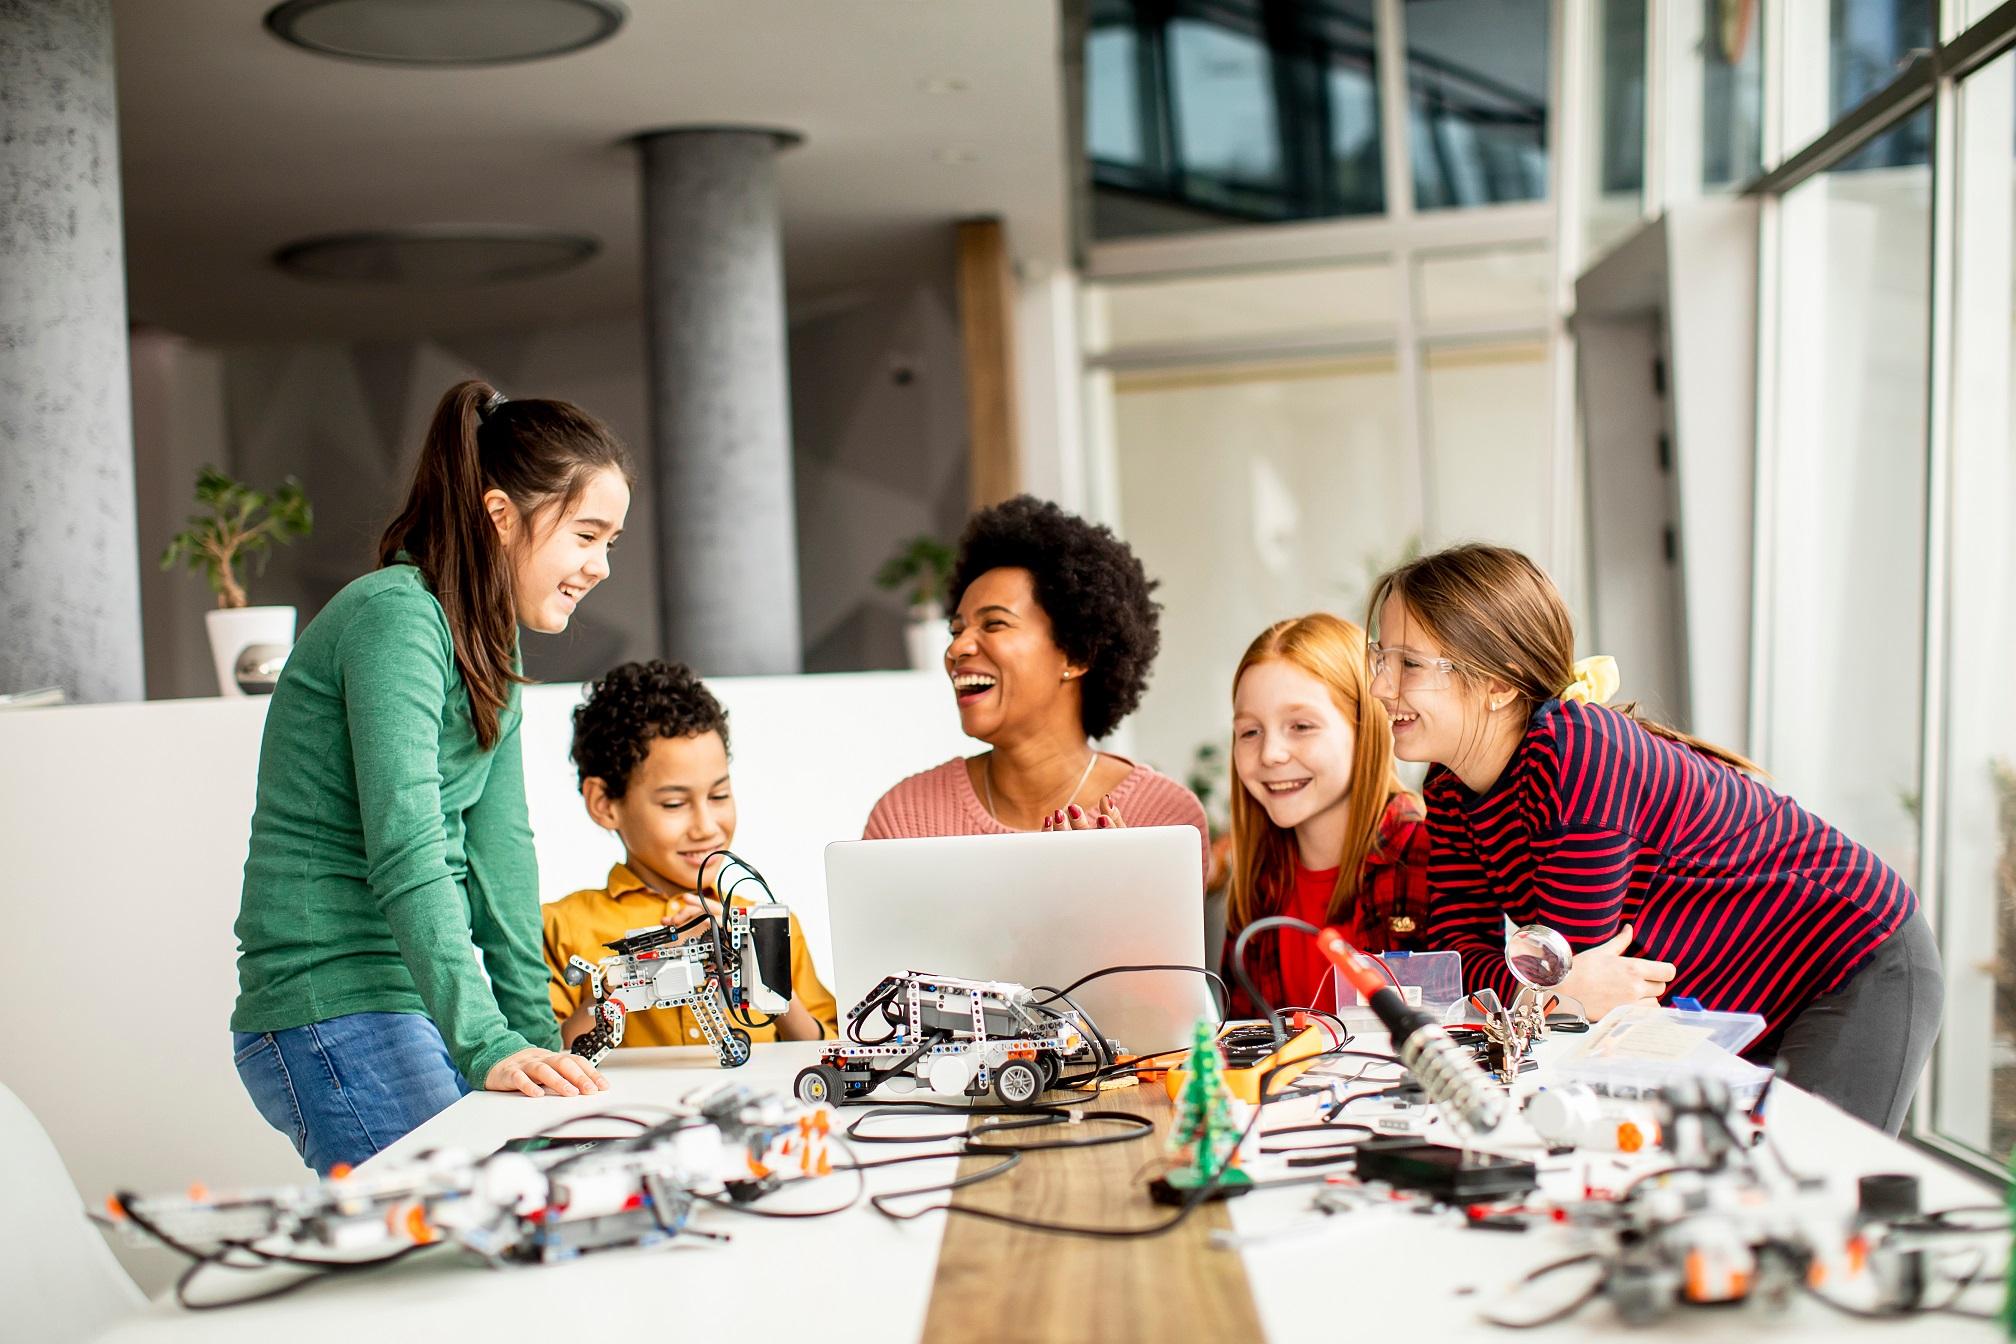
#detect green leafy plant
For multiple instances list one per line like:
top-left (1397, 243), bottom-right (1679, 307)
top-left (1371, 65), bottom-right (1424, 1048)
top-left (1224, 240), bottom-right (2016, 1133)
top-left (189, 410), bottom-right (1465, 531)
top-left (1187, 740), bottom-right (1231, 838)
top-left (160, 466), bottom-right (313, 609)
top-left (875, 535), bottom-right (956, 612)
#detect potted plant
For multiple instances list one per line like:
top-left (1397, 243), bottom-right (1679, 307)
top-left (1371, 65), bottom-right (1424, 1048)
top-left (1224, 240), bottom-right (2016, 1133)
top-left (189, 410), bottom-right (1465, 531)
top-left (161, 465), bottom-right (313, 697)
top-left (875, 534), bottom-right (956, 671)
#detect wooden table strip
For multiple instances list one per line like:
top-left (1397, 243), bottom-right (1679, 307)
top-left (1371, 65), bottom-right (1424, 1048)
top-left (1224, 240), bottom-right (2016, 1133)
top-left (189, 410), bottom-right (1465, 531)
top-left (918, 1081), bottom-right (1266, 1344)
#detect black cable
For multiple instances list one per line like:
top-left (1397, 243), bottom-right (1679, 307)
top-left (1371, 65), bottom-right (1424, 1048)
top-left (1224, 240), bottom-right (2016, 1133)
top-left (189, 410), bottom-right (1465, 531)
top-left (1030, 963), bottom-right (1231, 1022)
top-left (1230, 915), bottom-right (1321, 1047)
top-left (113, 1191), bottom-right (456, 1313)
top-left (1255, 1120), bottom-right (1376, 1167)
top-left (173, 1241), bottom-right (449, 1312)
top-left (1480, 1252), bottom-right (1606, 1329)
top-left (693, 848), bottom-right (780, 1033)
top-left (869, 1151), bottom-right (1024, 1220)
top-left (865, 1054), bottom-right (1312, 1240)
top-left (690, 1133), bottom-right (869, 1220)
top-left (842, 1102), bottom-right (1154, 1155)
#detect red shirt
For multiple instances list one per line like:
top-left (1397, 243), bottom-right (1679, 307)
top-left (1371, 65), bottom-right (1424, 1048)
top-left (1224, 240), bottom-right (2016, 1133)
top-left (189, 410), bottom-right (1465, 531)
top-left (1225, 792), bottom-right (1429, 1016)
top-left (1278, 862), bottom-right (1346, 1010)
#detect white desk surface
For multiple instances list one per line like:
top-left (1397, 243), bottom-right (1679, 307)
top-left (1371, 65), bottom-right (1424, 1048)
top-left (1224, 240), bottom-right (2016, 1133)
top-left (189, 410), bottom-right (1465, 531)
top-left (93, 1038), bottom-right (2005, 1343)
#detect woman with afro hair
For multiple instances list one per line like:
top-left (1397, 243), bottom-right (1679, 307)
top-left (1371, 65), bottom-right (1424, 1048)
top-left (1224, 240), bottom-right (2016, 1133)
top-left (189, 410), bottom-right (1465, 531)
top-left (863, 495), bottom-right (1206, 863)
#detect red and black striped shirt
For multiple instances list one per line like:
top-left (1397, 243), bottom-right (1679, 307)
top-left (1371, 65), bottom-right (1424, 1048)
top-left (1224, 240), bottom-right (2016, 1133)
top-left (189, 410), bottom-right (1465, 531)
top-left (1423, 700), bottom-right (1916, 1052)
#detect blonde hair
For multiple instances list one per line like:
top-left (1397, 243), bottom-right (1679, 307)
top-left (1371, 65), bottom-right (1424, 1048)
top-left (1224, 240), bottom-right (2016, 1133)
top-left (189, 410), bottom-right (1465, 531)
top-left (1366, 543), bottom-right (1761, 775)
top-left (1227, 614), bottom-right (1411, 933)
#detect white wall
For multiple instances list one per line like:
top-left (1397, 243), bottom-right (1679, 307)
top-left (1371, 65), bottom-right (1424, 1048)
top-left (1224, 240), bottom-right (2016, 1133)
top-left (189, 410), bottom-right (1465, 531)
top-left (0, 671), bottom-right (970, 1293)
top-left (130, 327), bottom-right (230, 701)
top-left (1105, 354), bottom-right (1415, 782)
top-left (126, 258), bottom-right (1089, 696)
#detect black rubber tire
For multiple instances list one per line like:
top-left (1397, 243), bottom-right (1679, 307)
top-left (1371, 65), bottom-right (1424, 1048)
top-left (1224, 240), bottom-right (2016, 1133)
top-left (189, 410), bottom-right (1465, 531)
top-left (1036, 1053), bottom-right (1060, 1093)
top-left (795, 1064), bottom-right (846, 1106)
top-left (722, 1028), bottom-right (753, 1068)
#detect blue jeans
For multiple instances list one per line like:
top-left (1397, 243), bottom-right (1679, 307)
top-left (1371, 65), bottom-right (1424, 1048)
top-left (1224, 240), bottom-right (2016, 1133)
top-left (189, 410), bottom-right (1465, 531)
top-left (233, 1011), bottom-right (471, 1175)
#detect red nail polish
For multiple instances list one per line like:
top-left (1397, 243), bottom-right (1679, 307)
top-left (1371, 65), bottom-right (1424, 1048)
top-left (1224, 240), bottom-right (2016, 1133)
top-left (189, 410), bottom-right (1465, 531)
top-left (1068, 804), bottom-right (1083, 819)
top-left (1097, 815), bottom-right (1112, 828)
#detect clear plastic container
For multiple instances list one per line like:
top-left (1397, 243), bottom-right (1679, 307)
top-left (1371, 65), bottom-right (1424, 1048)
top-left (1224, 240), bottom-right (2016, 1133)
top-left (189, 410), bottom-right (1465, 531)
top-left (1331, 949), bottom-right (1464, 1020)
top-left (1549, 1001), bottom-right (1774, 1107)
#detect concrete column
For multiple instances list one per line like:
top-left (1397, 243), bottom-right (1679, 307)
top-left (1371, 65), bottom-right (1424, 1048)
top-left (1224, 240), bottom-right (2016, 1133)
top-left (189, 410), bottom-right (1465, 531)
top-left (638, 127), bottom-right (804, 675)
top-left (0, 0), bottom-right (143, 702)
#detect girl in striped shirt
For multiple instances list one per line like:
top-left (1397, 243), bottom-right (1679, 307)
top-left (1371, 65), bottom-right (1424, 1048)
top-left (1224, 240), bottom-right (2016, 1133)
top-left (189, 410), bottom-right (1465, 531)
top-left (1367, 544), bottom-right (1940, 1134)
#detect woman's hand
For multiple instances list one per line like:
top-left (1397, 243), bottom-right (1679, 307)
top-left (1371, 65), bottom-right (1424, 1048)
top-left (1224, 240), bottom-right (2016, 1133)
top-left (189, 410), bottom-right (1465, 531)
top-left (484, 1047), bottom-right (609, 1098)
top-left (1043, 796), bottom-right (1126, 832)
top-left (1554, 925), bottom-right (1676, 1022)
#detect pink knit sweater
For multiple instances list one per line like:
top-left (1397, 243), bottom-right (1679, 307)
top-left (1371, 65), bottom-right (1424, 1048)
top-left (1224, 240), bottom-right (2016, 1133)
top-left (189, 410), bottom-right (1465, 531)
top-left (863, 756), bottom-right (1209, 869)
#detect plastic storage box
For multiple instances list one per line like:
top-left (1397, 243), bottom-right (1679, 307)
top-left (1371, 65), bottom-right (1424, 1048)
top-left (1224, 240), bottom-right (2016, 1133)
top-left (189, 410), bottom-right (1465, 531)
top-left (1549, 1000), bottom-right (1774, 1107)
top-left (1331, 949), bottom-right (1463, 1021)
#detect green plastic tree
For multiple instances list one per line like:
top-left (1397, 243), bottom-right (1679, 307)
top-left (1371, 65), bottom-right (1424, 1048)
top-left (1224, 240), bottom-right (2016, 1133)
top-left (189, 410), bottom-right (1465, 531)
top-left (160, 466), bottom-right (313, 609)
top-left (874, 535), bottom-right (956, 611)
top-left (1169, 1017), bottom-right (1248, 1190)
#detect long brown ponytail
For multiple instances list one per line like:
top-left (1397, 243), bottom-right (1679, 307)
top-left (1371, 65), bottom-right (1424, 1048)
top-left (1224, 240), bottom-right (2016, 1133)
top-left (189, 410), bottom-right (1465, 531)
top-left (378, 380), bottom-right (632, 749)
top-left (1367, 544), bottom-right (1761, 775)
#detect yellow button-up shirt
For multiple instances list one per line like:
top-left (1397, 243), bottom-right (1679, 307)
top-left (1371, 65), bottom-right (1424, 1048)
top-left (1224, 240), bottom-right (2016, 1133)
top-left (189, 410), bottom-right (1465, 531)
top-left (542, 862), bottom-right (838, 1047)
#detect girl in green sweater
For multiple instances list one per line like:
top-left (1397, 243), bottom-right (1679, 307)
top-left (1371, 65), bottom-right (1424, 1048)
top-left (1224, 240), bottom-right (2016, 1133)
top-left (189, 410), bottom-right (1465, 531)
top-left (232, 379), bottom-right (628, 1173)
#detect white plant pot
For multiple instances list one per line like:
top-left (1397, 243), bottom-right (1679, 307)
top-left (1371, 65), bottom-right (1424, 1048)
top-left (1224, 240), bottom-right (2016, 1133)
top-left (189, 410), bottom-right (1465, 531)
top-left (903, 604), bottom-right (947, 671)
top-left (205, 606), bottom-right (297, 697)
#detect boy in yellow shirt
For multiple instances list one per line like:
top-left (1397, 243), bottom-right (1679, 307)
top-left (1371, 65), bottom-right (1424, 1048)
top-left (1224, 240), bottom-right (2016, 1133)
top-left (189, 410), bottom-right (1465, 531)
top-left (544, 660), bottom-right (837, 1047)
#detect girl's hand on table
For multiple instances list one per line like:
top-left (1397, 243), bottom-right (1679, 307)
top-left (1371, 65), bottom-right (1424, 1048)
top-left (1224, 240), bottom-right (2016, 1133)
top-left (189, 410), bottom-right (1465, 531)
top-left (1556, 924), bottom-right (1676, 1022)
top-left (485, 1047), bottom-right (609, 1098)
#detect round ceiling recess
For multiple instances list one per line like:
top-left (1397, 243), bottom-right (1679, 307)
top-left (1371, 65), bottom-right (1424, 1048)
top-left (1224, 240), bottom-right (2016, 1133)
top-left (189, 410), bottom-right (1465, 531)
top-left (273, 228), bottom-right (599, 285)
top-left (264, 0), bottom-right (625, 67)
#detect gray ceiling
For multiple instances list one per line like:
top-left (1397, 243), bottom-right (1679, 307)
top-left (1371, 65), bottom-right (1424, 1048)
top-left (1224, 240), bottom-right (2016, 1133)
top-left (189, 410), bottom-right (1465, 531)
top-left (112, 0), bottom-right (1071, 341)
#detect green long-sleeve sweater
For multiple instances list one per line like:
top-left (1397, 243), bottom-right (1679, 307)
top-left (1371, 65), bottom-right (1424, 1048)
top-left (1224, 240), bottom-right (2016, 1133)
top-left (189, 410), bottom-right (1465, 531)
top-left (232, 564), bottom-right (561, 1085)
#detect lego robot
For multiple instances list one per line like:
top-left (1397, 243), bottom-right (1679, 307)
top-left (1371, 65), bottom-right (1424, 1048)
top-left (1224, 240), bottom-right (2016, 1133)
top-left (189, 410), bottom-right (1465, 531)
top-left (795, 971), bottom-right (1106, 1107)
top-left (565, 899), bottom-right (793, 1068)
top-left (100, 1085), bottom-right (833, 1269)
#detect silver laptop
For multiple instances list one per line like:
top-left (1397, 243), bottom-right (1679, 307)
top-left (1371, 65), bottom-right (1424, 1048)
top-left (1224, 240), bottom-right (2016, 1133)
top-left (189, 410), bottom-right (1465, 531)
top-left (823, 825), bottom-right (1213, 1058)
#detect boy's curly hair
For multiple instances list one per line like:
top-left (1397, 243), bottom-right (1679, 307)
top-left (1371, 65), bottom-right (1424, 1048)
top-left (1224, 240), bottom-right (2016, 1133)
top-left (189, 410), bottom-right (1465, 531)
top-left (571, 660), bottom-right (729, 798)
top-left (948, 494), bottom-right (1162, 741)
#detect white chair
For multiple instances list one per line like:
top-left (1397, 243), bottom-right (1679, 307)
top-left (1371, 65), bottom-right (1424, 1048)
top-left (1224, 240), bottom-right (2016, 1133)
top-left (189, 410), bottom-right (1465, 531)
top-left (0, 1080), bottom-right (145, 1341)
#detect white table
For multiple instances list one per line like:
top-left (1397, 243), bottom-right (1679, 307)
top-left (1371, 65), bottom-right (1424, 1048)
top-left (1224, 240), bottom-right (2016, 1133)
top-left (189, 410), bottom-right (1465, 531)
top-left (92, 1038), bottom-right (2005, 1342)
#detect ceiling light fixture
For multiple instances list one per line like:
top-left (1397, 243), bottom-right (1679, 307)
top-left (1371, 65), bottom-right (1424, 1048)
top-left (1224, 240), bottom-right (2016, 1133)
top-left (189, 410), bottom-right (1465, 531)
top-left (272, 227), bottom-right (599, 285)
top-left (264, 0), bottom-right (625, 67)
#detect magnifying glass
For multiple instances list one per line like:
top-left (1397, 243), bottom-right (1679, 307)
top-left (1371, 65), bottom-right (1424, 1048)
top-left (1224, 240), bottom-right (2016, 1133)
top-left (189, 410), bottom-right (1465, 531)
top-left (1506, 924), bottom-right (1573, 991)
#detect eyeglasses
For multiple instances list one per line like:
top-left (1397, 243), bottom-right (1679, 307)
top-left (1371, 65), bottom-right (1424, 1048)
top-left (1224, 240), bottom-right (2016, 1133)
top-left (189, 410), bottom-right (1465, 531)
top-left (1367, 643), bottom-right (1459, 692)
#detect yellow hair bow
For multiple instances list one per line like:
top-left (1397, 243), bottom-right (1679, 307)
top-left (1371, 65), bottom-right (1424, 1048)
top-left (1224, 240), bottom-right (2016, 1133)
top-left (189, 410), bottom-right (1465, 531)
top-left (1560, 654), bottom-right (1619, 706)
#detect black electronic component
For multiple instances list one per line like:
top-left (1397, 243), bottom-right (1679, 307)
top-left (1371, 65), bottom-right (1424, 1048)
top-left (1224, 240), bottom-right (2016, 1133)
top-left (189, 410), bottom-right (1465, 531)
top-left (1351, 1137), bottom-right (1538, 1203)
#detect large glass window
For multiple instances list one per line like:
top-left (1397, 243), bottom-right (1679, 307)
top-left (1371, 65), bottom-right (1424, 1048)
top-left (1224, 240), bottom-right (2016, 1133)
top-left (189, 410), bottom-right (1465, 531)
top-left (1087, 0), bottom-right (1384, 239)
top-left (1934, 50), bottom-right (2016, 1163)
top-left (1701, 0), bottom-right (1764, 187)
top-left (1782, 1), bottom-right (1936, 162)
top-left (1762, 108), bottom-right (1933, 889)
top-left (1582, 0), bottom-right (1647, 261)
top-left (1403, 0), bottom-right (1551, 211)
top-left (1084, 1), bottom-right (1554, 238)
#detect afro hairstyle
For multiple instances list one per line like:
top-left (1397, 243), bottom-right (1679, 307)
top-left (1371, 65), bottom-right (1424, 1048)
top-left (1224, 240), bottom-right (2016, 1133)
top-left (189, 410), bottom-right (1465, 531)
top-left (947, 494), bottom-right (1162, 741)
top-left (571, 660), bottom-right (730, 798)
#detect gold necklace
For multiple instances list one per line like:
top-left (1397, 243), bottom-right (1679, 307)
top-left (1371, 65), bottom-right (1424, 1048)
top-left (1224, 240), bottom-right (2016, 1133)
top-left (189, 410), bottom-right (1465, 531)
top-left (983, 749), bottom-right (1099, 830)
